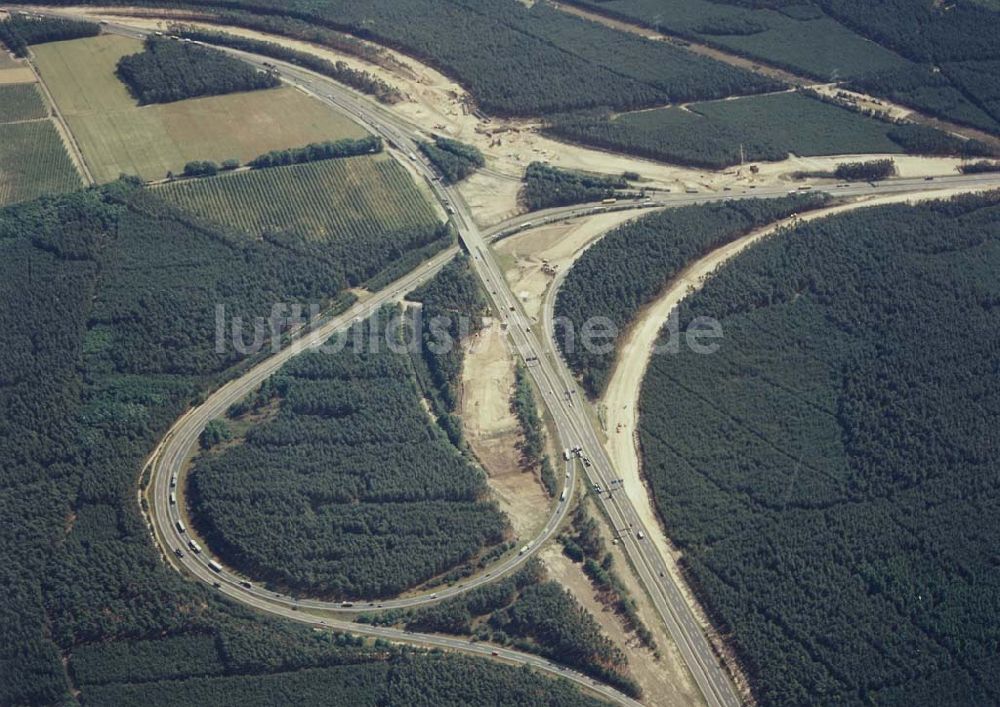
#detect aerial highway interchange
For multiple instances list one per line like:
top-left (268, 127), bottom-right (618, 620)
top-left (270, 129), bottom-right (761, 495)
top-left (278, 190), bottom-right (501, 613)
top-left (38, 12), bottom-right (999, 707)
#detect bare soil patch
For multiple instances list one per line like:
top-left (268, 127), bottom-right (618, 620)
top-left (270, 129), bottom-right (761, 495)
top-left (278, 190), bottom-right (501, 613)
top-left (0, 67), bottom-right (36, 84)
top-left (462, 320), bottom-right (548, 540)
top-left (495, 211), bottom-right (646, 321)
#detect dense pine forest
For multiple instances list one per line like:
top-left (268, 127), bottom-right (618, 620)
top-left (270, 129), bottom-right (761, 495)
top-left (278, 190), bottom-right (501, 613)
top-left (360, 560), bottom-right (639, 696)
top-left (418, 137), bottom-right (485, 184)
top-left (0, 182), bottom-right (599, 705)
top-left (0, 14), bottom-right (98, 57)
top-left (116, 37), bottom-right (280, 104)
top-left (511, 363), bottom-right (557, 496)
top-left (639, 192), bottom-right (1000, 705)
top-left (521, 163), bottom-right (630, 211)
top-left (407, 255), bottom-right (487, 436)
top-left (555, 195), bottom-right (826, 396)
top-left (188, 313), bottom-right (508, 599)
top-left (39, 0), bottom-right (779, 116)
top-left (564, 0), bottom-right (1000, 134)
top-left (20, 0), bottom-right (997, 175)
top-left (545, 92), bottom-right (997, 169)
top-left (80, 655), bottom-right (607, 707)
top-left (170, 25), bottom-right (405, 103)
top-left (832, 158), bottom-right (896, 181)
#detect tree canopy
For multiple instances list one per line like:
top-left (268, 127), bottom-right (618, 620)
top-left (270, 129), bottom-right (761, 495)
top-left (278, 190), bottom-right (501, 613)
top-left (639, 192), bottom-right (1000, 705)
top-left (116, 37), bottom-right (280, 104)
top-left (0, 181), bottom-right (600, 706)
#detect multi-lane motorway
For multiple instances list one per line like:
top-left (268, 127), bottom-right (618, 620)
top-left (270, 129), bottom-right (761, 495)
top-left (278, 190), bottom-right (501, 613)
top-left (44, 11), bottom-right (1000, 707)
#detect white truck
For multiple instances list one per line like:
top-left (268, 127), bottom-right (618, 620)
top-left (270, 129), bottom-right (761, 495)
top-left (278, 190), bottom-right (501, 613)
top-left (175, 520), bottom-right (186, 533)
top-left (562, 449), bottom-right (571, 461)
top-left (187, 539), bottom-right (202, 554)
top-left (208, 560), bottom-right (223, 573)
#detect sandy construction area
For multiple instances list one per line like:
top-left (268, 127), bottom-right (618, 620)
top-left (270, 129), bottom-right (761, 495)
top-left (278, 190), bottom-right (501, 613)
top-left (756, 151), bottom-right (970, 179)
top-left (495, 210), bottom-right (649, 321)
top-left (599, 185), bottom-right (998, 627)
top-left (462, 320), bottom-right (549, 540)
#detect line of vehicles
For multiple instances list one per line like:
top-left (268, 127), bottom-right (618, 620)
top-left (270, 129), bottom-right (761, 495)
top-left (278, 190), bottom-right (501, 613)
top-left (562, 446), bottom-right (591, 467)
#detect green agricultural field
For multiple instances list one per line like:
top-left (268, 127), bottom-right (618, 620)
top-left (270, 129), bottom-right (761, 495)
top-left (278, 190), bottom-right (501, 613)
top-left (158, 155), bottom-right (448, 288)
top-left (158, 155), bottom-right (436, 243)
top-left (32, 34), bottom-right (366, 182)
top-left (0, 83), bottom-right (47, 122)
top-left (0, 120), bottom-right (81, 206)
top-left (156, 155), bottom-right (447, 286)
top-left (547, 91), bottom-right (906, 168)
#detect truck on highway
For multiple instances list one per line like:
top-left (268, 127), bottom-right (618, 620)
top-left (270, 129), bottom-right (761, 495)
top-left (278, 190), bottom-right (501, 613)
top-left (601, 197), bottom-right (617, 205)
top-left (519, 543), bottom-right (531, 555)
top-left (175, 520), bottom-right (186, 533)
top-left (187, 539), bottom-right (202, 554)
top-left (208, 560), bottom-right (223, 572)
top-left (562, 449), bottom-right (570, 461)
top-left (170, 474), bottom-right (177, 488)
top-left (559, 489), bottom-right (567, 502)
top-left (169, 492), bottom-right (176, 505)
